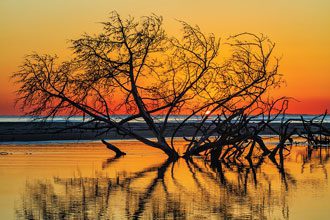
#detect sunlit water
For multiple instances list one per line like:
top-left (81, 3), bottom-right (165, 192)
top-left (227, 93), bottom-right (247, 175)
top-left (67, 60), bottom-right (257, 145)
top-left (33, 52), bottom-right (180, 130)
top-left (0, 141), bottom-right (329, 219)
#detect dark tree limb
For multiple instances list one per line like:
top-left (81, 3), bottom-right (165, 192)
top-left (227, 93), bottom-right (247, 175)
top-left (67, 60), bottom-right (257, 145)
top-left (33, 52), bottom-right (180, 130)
top-left (101, 139), bottom-right (126, 157)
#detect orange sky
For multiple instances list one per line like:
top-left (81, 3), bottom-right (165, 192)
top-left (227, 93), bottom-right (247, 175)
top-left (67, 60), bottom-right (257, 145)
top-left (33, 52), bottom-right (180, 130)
top-left (0, 0), bottom-right (329, 115)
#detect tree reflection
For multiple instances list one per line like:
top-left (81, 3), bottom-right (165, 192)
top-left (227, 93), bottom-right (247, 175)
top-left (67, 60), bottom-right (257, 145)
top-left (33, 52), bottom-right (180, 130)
top-left (16, 147), bottom-right (330, 219)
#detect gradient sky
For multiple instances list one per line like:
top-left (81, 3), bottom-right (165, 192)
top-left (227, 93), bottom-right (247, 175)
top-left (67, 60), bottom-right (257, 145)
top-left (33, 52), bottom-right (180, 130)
top-left (1, 0), bottom-right (329, 114)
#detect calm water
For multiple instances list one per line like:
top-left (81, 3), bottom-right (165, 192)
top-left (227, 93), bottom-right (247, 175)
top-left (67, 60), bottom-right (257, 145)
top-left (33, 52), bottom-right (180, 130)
top-left (0, 141), bottom-right (329, 219)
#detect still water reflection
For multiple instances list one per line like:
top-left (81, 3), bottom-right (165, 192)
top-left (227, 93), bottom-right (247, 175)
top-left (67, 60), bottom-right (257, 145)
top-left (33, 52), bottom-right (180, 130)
top-left (0, 141), bottom-right (329, 219)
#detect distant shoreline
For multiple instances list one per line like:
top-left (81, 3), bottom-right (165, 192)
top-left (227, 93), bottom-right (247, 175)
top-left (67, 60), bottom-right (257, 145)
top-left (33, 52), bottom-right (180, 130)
top-left (1, 121), bottom-right (329, 143)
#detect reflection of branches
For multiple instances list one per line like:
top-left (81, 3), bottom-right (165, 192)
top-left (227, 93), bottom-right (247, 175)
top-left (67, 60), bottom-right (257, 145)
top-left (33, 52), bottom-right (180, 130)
top-left (300, 147), bottom-right (330, 180)
top-left (189, 157), bottom-right (252, 196)
top-left (16, 149), bottom-right (329, 219)
top-left (132, 158), bottom-right (172, 219)
top-left (101, 155), bottom-right (122, 169)
top-left (184, 159), bottom-right (212, 201)
top-left (268, 153), bottom-right (297, 191)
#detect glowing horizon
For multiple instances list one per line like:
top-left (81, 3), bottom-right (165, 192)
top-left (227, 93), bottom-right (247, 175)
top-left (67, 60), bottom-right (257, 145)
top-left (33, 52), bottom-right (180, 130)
top-left (1, 0), bottom-right (329, 115)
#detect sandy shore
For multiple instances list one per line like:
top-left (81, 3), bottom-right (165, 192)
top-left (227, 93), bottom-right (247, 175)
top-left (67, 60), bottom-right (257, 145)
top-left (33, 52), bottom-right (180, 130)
top-left (0, 121), bottom-right (329, 142)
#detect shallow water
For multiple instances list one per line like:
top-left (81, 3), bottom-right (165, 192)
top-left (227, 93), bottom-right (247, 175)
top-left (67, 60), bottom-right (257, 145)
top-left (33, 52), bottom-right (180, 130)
top-left (0, 141), bottom-right (329, 219)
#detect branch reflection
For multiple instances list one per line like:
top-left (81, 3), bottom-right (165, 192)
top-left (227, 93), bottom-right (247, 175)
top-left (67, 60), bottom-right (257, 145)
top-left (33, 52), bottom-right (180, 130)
top-left (16, 147), bottom-right (330, 219)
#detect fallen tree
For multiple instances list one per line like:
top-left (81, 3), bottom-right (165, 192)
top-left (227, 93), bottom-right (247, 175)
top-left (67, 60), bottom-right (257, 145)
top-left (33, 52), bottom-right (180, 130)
top-left (14, 11), bottom-right (285, 159)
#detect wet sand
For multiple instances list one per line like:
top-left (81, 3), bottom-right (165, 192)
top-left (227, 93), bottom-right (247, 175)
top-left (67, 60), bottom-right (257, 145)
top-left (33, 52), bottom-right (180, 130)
top-left (0, 121), bottom-right (329, 142)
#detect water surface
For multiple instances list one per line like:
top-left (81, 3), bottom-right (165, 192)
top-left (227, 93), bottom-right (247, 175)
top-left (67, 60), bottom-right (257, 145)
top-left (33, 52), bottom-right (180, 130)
top-left (0, 141), bottom-right (329, 219)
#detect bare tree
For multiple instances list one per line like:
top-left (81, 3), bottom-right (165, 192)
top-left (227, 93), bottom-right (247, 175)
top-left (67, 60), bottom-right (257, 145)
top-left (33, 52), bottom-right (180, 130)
top-left (13, 11), bottom-right (283, 159)
top-left (300, 112), bottom-right (330, 146)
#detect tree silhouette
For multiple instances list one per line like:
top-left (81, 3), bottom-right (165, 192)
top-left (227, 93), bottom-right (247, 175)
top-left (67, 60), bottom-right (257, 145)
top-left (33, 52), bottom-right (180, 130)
top-left (13, 11), bottom-right (284, 159)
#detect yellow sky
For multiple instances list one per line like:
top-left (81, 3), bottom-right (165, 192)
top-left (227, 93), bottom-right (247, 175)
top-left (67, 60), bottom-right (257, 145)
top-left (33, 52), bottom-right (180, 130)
top-left (1, 0), bottom-right (329, 114)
